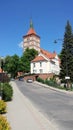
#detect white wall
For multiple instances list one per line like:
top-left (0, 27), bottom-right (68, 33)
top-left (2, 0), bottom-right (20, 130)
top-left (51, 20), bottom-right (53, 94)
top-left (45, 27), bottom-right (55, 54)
top-left (31, 59), bottom-right (60, 75)
top-left (31, 61), bottom-right (48, 74)
top-left (30, 54), bottom-right (60, 75)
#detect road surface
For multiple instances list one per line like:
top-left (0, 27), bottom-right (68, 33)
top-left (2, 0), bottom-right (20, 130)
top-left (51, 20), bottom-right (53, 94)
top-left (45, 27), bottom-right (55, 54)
top-left (15, 80), bottom-right (73, 130)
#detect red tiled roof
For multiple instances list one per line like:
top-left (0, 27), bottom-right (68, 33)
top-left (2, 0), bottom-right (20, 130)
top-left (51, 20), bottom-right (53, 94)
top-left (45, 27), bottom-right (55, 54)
top-left (31, 48), bottom-right (60, 63)
top-left (40, 49), bottom-right (61, 64)
top-left (40, 49), bottom-right (56, 59)
top-left (0, 68), bottom-right (3, 73)
top-left (27, 28), bottom-right (36, 35)
top-left (32, 56), bottom-right (47, 62)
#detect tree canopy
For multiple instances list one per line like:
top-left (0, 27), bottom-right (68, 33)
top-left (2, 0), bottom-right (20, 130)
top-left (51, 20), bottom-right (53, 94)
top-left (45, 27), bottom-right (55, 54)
top-left (3, 48), bottom-right (38, 78)
top-left (60, 20), bottom-right (73, 82)
top-left (21, 48), bottom-right (38, 73)
top-left (4, 54), bottom-right (20, 78)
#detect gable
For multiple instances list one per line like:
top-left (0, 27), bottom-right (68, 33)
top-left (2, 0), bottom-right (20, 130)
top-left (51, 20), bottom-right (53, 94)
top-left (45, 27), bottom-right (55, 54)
top-left (31, 55), bottom-right (47, 62)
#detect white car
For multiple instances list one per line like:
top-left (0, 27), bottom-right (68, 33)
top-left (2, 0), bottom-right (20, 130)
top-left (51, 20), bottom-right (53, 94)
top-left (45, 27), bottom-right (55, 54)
top-left (27, 79), bottom-right (33, 83)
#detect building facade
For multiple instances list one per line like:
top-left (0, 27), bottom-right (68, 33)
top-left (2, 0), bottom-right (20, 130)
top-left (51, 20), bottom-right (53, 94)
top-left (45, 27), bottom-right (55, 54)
top-left (31, 49), bottom-right (60, 75)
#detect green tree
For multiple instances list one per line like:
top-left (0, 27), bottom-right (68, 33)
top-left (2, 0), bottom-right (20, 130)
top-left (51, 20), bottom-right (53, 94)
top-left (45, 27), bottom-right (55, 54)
top-left (21, 48), bottom-right (38, 73)
top-left (3, 55), bottom-right (11, 73)
top-left (3, 49), bottom-right (38, 77)
top-left (4, 54), bottom-right (20, 78)
top-left (60, 20), bottom-right (73, 82)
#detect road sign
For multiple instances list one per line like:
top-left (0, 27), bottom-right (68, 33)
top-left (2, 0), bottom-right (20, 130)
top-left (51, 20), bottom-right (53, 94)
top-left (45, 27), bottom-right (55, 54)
top-left (65, 76), bottom-right (70, 79)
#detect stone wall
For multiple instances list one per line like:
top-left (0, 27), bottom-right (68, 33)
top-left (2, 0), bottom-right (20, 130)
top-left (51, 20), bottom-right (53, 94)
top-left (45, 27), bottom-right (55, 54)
top-left (24, 73), bottom-right (54, 81)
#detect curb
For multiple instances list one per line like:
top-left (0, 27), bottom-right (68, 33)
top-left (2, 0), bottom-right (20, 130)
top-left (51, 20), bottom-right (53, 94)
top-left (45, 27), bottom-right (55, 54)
top-left (34, 81), bottom-right (73, 94)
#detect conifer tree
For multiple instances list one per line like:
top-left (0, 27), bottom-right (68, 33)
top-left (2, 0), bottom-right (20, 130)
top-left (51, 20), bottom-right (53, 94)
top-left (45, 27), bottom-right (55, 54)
top-left (60, 21), bottom-right (73, 82)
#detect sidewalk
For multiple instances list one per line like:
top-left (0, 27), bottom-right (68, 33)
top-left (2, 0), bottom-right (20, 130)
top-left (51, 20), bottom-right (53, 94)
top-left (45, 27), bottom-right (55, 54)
top-left (6, 81), bottom-right (58, 130)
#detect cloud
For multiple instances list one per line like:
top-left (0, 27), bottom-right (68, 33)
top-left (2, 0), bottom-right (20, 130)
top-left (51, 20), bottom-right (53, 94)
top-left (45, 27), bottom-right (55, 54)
top-left (18, 41), bottom-right (23, 48)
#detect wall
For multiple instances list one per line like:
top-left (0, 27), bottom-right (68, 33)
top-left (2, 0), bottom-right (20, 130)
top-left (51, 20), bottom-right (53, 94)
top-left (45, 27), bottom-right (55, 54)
top-left (24, 73), bottom-right (54, 81)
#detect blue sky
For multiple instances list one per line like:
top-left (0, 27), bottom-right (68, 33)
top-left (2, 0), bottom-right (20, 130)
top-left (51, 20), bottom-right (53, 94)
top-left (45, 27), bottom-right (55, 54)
top-left (0, 0), bottom-right (73, 57)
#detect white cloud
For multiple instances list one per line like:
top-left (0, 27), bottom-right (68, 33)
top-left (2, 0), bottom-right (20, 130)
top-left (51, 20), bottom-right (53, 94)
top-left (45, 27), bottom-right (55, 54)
top-left (18, 41), bottom-right (23, 48)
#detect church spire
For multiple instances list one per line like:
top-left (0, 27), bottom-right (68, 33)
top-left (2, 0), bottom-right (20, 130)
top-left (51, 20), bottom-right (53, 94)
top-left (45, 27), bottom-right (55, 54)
top-left (27, 20), bottom-right (36, 35)
top-left (30, 19), bottom-right (34, 29)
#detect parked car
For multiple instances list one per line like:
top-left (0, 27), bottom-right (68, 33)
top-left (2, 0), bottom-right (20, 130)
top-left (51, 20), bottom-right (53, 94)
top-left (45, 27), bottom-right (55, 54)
top-left (18, 77), bottom-right (24, 81)
top-left (26, 78), bottom-right (33, 83)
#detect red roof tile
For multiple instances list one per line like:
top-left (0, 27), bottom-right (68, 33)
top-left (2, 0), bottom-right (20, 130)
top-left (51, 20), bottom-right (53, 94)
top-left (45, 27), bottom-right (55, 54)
top-left (0, 68), bottom-right (3, 73)
top-left (40, 49), bottom-right (56, 59)
top-left (27, 28), bottom-right (36, 35)
top-left (31, 48), bottom-right (60, 63)
top-left (32, 56), bottom-right (47, 62)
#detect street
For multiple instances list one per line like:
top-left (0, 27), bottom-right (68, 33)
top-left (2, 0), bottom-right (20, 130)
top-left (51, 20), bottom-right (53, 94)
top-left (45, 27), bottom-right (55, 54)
top-left (15, 80), bottom-right (73, 130)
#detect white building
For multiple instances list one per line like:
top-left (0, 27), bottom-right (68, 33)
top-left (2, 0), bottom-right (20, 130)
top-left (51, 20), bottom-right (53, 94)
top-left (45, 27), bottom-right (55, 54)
top-left (31, 49), bottom-right (60, 75)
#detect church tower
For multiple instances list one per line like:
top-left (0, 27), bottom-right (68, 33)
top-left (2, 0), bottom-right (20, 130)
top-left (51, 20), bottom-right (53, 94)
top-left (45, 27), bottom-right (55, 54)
top-left (23, 20), bottom-right (40, 52)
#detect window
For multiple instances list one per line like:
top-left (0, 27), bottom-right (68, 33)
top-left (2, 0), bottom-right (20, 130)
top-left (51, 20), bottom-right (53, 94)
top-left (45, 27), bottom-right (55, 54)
top-left (33, 70), bottom-right (37, 73)
top-left (40, 62), bottom-right (42, 67)
top-left (33, 63), bottom-right (35, 67)
top-left (51, 60), bottom-right (55, 64)
top-left (39, 69), bottom-right (43, 73)
top-left (27, 37), bottom-right (30, 42)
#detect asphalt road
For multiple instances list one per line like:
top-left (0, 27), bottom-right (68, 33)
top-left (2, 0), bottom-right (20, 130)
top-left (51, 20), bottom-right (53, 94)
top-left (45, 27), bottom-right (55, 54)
top-left (15, 80), bottom-right (73, 130)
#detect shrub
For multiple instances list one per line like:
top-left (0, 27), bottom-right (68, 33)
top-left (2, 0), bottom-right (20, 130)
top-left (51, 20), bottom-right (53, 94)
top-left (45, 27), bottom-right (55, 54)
top-left (37, 77), bottom-right (59, 87)
top-left (45, 78), bottom-right (58, 87)
top-left (0, 115), bottom-right (11, 130)
top-left (2, 83), bottom-right (13, 101)
top-left (36, 77), bottom-right (45, 84)
top-left (0, 100), bottom-right (7, 114)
